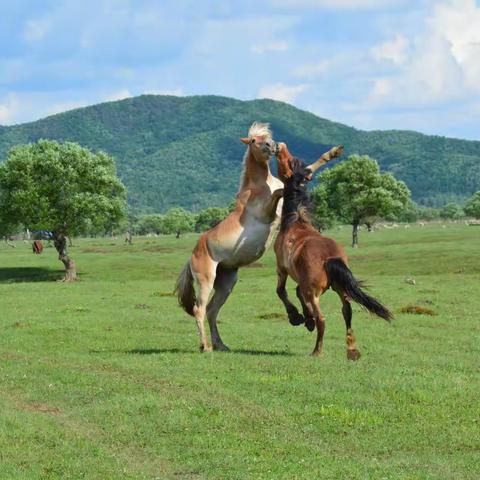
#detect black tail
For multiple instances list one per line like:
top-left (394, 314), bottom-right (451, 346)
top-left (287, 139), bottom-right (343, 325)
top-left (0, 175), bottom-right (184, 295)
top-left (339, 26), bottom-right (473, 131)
top-left (325, 258), bottom-right (393, 321)
top-left (174, 262), bottom-right (196, 316)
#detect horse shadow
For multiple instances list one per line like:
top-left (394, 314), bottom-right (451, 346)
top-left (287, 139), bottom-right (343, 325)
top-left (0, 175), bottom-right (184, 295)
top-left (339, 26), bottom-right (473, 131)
top-left (0, 267), bottom-right (64, 283)
top-left (123, 347), bottom-right (295, 356)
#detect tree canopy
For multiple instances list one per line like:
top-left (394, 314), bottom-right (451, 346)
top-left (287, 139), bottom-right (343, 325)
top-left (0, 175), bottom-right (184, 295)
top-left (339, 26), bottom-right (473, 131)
top-left (439, 203), bottom-right (464, 220)
top-left (312, 155), bottom-right (411, 246)
top-left (464, 191), bottom-right (480, 219)
top-left (194, 207), bottom-right (229, 232)
top-left (0, 140), bottom-right (126, 280)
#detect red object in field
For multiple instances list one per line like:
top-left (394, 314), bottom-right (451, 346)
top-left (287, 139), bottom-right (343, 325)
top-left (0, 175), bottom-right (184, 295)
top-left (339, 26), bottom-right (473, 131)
top-left (32, 240), bottom-right (43, 254)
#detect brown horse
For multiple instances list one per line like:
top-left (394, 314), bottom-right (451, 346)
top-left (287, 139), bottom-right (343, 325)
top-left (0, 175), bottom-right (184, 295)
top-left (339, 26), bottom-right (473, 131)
top-left (32, 240), bottom-right (43, 254)
top-left (274, 143), bottom-right (393, 359)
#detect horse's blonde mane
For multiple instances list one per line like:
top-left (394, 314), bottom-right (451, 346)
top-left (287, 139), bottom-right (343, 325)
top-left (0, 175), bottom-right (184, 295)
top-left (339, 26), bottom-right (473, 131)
top-left (238, 122), bottom-right (273, 191)
top-left (248, 122), bottom-right (272, 140)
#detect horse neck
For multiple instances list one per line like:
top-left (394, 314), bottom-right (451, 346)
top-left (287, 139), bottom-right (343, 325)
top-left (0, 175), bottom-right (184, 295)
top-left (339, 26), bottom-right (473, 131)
top-left (240, 149), bottom-right (270, 190)
top-left (281, 183), bottom-right (310, 232)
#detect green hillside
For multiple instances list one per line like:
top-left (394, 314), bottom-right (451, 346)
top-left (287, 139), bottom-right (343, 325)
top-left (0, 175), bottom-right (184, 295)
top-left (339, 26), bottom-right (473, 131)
top-left (1, 95), bottom-right (479, 211)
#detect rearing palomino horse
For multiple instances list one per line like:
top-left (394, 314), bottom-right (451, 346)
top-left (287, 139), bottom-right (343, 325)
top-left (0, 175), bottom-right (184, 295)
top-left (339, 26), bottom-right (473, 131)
top-left (175, 122), bottom-right (283, 351)
top-left (274, 143), bottom-right (393, 359)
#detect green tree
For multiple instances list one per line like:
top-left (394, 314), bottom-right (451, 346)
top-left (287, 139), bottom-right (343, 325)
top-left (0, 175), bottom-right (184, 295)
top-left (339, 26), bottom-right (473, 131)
top-left (439, 203), bottom-right (464, 220)
top-left (313, 155), bottom-right (411, 247)
top-left (389, 200), bottom-right (420, 223)
top-left (417, 206), bottom-right (440, 221)
top-left (135, 214), bottom-right (165, 235)
top-left (195, 207), bottom-right (229, 232)
top-left (0, 140), bottom-right (126, 281)
top-left (161, 208), bottom-right (195, 236)
top-left (311, 185), bottom-right (337, 231)
top-left (464, 191), bottom-right (480, 219)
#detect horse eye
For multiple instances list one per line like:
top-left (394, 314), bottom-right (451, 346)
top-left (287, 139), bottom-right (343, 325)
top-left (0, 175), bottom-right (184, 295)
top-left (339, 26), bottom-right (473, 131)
top-left (251, 138), bottom-right (256, 144)
top-left (265, 142), bottom-right (270, 147)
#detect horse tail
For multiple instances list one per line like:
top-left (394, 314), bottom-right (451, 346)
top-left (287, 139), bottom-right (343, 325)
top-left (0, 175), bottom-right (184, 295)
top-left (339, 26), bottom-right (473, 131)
top-left (325, 257), bottom-right (393, 321)
top-left (174, 261), bottom-right (196, 316)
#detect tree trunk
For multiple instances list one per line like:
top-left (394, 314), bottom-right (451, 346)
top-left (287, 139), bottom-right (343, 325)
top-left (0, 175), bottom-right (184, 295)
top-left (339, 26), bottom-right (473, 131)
top-left (352, 220), bottom-right (359, 248)
top-left (53, 232), bottom-right (76, 282)
top-left (5, 236), bottom-right (15, 248)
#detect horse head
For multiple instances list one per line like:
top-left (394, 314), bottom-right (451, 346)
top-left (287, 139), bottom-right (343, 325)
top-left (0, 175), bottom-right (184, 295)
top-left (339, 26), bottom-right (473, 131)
top-left (240, 122), bottom-right (277, 163)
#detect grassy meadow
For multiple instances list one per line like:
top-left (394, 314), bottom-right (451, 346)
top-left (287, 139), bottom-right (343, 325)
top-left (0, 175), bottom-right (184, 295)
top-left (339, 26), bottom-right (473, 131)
top-left (0, 224), bottom-right (479, 479)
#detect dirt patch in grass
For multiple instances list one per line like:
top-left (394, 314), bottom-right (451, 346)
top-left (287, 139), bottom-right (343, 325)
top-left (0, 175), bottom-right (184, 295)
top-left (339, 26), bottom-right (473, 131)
top-left (11, 321), bottom-right (30, 328)
top-left (142, 246), bottom-right (174, 253)
top-left (81, 247), bottom-right (110, 254)
top-left (62, 306), bottom-right (91, 313)
top-left (22, 402), bottom-right (61, 414)
top-left (135, 303), bottom-right (151, 309)
top-left (400, 304), bottom-right (437, 316)
top-left (1, 352), bottom-right (25, 361)
top-left (256, 312), bottom-right (286, 320)
top-left (153, 291), bottom-right (175, 297)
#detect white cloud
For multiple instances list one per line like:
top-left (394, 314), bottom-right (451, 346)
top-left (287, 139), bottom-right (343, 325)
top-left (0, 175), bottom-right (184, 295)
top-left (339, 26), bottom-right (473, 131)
top-left (269, 0), bottom-right (405, 9)
top-left (23, 18), bottom-right (51, 43)
top-left (0, 93), bottom-right (20, 124)
top-left (371, 34), bottom-right (409, 65)
top-left (368, 0), bottom-right (480, 108)
top-left (251, 41), bottom-right (289, 54)
top-left (293, 60), bottom-right (333, 79)
top-left (429, 0), bottom-right (480, 92)
top-left (258, 83), bottom-right (309, 103)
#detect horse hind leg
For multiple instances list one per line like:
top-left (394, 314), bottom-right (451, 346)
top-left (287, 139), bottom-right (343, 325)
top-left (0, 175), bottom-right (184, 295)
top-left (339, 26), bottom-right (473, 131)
top-left (191, 259), bottom-right (218, 353)
top-left (206, 266), bottom-right (238, 351)
top-left (336, 289), bottom-right (361, 361)
top-left (310, 294), bottom-right (326, 357)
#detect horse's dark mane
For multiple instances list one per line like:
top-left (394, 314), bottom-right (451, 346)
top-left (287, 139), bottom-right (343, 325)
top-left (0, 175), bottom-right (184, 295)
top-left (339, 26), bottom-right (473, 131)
top-left (280, 157), bottom-right (313, 232)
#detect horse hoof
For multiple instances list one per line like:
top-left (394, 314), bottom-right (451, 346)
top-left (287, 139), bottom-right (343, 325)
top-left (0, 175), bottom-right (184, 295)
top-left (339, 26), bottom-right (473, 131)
top-left (311, 350), bottom-right (322, 357)
top-left (288, 310), bottom-right (305, 326)
top-left (213, 343), bottom-right (230, 352)
top-left (200, 345), bottom-right (213, 353)
top-left (347, 349), bottom-right (361, 361)
top-left (305, 318), bottom-right (315, 332)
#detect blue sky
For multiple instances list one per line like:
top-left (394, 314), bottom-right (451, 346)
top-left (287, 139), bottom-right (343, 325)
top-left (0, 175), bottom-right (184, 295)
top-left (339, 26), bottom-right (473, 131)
top-left (1, 0), bottom-right (479, 140)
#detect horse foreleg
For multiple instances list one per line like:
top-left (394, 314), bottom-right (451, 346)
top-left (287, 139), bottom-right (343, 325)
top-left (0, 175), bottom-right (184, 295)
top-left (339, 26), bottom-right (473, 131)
top-left (264, 188), bottom-right (284, 222)
top-left (296, 285), bottom-right (316, 332)
top-left (206, 266), bottom-right (238, 351)
top-left (276, 270), bottom-right (304, 326)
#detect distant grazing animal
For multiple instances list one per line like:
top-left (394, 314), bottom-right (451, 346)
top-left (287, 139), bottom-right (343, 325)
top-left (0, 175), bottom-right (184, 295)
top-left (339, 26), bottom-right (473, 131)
top-left (274, 143), bottom-right (393, 359)
top-left (32, 240), bottom-right (43, 254)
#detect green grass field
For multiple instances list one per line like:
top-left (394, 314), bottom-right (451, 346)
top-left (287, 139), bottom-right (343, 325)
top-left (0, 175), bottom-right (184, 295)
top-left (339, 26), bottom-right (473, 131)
top-left (1, 224), bottom-right (479, 479)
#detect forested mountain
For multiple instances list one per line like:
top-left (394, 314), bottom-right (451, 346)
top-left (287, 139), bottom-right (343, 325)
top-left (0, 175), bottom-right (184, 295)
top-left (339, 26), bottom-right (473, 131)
top-left (1, 95), bottom-right (479, 211)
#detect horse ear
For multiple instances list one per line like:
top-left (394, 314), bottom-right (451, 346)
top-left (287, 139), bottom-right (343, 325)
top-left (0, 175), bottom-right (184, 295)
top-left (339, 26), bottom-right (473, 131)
top-left (240, 137), bottom-right (250, 145)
